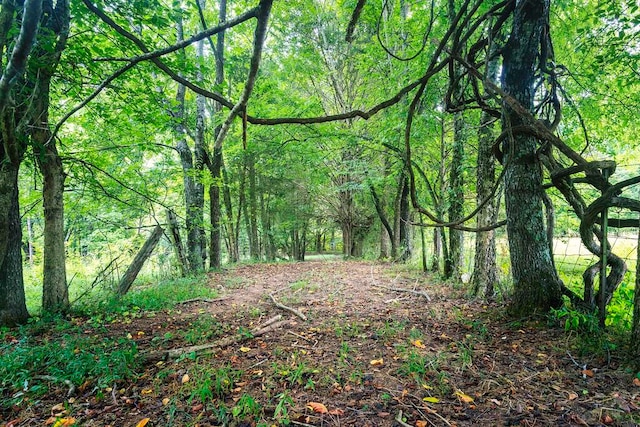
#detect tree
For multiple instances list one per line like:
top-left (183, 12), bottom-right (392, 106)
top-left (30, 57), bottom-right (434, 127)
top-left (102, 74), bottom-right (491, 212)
top-left (1, 0), bottom-right (54, 326)
top-left (501, 0), bottom-right (563, 313)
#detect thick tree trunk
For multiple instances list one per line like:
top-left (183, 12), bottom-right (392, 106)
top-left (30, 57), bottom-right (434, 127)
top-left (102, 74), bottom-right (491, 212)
top-left (502, 0), bottom-right (562, 314)
top-left (472, 54), bottom-right (499, 299)
top-left (0, 165), bottom-right (29, 326)
top-left (38, 143), bottom-right (68, 312)
top-left (445, 112), bottom-right (465, 279)
top-left (117, 225), bottom-right (164, 296)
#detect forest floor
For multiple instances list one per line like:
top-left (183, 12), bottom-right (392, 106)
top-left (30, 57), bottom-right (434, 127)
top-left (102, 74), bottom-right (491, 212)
top-left (3, 260), bottom-right (640, 427)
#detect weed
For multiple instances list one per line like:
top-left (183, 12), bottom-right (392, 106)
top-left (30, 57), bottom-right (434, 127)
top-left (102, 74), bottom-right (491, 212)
top-left (458, 340), bottom-right (474, 371)
top-left (232, 393), bottom-right (262, 421)
top-left (224, 276), bottom-right (248, 289)
top-left (181, 315), bottom-right (226, 345)
top-left (375, 319), bottom-right (406, 341)
top-left (274, 391), bottom-right (294, 425)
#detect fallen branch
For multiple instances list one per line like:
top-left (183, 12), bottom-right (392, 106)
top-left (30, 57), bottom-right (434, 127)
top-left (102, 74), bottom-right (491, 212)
top-left (372, 283), bottom-right (431, 302)
top-left (269, 293), bottom-right (307, 321)
top-left (176, 296), bottom-right (230, 305)
top-left (395, 410), bottom-right (413, 427)
top-left (33, 375), bottom-right (76, 397)
top-left (142, 315), bottom-right (289, 362)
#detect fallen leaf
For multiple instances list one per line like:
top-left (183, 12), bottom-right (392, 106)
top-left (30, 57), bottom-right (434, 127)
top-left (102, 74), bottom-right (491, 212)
top-left (633, 378), bottom-right (640, 387)
top-left (455, 390), bottom-right (474, 403)
top-left (191, 403), bottom-right (204, 412)
top-left (328, 408), bottom-right (345, 416)
top-left (370, 358), bottom-right (384, 366)
top-left (568, 392), bottom-right (578, 400)
top-left (422, 384), bottom-right (433, 390)
top-left (141, 389), bottom-right (153, 395)
top-left (135, 418), bottom-right (150, 427)
top-left (6, 419), bottom-right (21, 427)
top-left (181, 374), bottom-right (190, 384)
top-left (307, 402), bottom-right (328, 414)
top-left (413, 340), bottom-right (426, 349)
top-left (602, 414), bottom-right (614, 424)
top-left (416, 421), bottom-right (428, 427)
top-left (239, 346), bottom-right (251, 353)
top-left (377, 412), bottom-right (390, 418)
top-left (51, 403), bottom-right (66, 413)
top-left (423, 396), bottom-right (440, 403)
top-left (582, 369), bottom-right (594, 378)
top-left (162, 398), bottom-right (170, 405)
top-left (52, 418), bottom-right (76, 427)
top-left (490, 398), bottom-right (501, 406)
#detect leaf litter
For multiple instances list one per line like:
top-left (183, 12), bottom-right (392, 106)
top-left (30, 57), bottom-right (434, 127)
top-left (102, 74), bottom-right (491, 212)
top-left (2, 260), bottom-right (639, 426)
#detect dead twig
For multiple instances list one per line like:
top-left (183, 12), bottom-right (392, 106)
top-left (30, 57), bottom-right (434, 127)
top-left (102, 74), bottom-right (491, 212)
top-left (33, 375), bottom-right (76, 397)
top-left (142, 315), bottom-right (289, 362)
top-left (269, 293), bottom-right (307, 321)
top-left (176, 296), bottom-right (230, 305)
top-left (395, 410), bottom-right (413, 427)
top-left (372, 283), bottom-right (431, 302)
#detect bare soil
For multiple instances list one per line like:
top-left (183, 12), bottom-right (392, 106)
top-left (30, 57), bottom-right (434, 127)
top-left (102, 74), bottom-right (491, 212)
top-left (3, 260), bottom-right (640, 426)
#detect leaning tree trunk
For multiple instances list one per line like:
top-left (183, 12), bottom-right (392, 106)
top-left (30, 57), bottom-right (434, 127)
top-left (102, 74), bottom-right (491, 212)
top-left (0, 164), bottom-right (29, 326)
top-left (117, 225), bottom-right (164, 296)
top-left (502, 0), bottom-right (563, 314)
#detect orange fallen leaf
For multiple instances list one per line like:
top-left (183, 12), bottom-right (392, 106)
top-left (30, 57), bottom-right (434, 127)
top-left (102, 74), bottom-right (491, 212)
top-left (416, 421), bottom-right (428, 427)
top-left (633, 378), bottom-right (640, 387)
top-left (582, 369), bottom-right (594, 378)
top-left (135, 418), bottom-right (150, 427)
top-left (568, 392), bottom-right (578, 400)
top-left (307, 402), bottom-right (328, 414)
top-left (455, 390), bottom-right (474, 404)
top-left (328, 408), bottom-right (345, 416)
top-left (602, 414), bottom-right (614, 424)
top-left (52, 418), bottom-right (76, 427)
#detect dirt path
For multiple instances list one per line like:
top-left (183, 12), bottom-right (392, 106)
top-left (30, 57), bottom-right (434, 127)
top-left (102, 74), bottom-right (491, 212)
top-left (4, 260), bottom-right (639, 426)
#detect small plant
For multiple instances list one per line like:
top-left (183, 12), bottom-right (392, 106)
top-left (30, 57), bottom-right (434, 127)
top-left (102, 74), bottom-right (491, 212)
top-left (232, 393), bottom-right (262, 421)
top-left (458, 340), bottom-right (474, 371)
top-left (274, 391), bottom-right (294, 425)
top-left (375, 319), bottom-right (406, 341)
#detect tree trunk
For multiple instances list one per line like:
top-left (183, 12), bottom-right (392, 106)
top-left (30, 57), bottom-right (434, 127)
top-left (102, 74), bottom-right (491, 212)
top-left (117, 225), bottom-right (164, 296)
top-left (472, 53), bottom-right (499, 299)
top-left (166, 209), bottom-right (188, 276)
top-left (631, 224), bottom-right (640, 364)
top-left (0, 164), bottom-right (29, 326)
top-left (247, 152), bottom-right (260, 260)
top-left (398, 174), bottom-right (411, 261)
top-left (38, 142), bottom-right (68, 312)
top-left (502, 0), bottom-right (562, 314)
top-left (209, 0), bottom-right (227, 269)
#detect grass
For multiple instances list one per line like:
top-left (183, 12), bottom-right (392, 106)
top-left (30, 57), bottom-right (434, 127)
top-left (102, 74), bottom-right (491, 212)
top-left (0, 317), bottom-right (139, 409)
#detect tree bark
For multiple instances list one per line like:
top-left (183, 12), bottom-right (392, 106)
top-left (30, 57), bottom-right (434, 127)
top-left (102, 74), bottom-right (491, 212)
top-left (166, 209), bottom-right (188, 276)
top-left (631, 225), bottom-right (640, 364)
top-left (247, 152), bottom-right (260, 260)
top-left (0, 164), bottom-right (29, 326)
top-left (117, 225), bottom-right (164, 296)
top-left (472, 50), bottom-right (499, 299)
top-left (502, 0), bottom-right (563, 314)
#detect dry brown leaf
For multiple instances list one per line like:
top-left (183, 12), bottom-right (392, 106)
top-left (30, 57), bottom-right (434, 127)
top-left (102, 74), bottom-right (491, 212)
top-left (191, 403), bottom-right (204, 412)
top-left (307, 402), bottom-right (328, 414)
top-left (370, 358), bottom-right (384, 366)
top-left (568, 392), bottom-right (578, 400)
top-left (162, 398), bottom-right (170, 405)
top-left (582, 369), bottom-right (594, 378)
top-left (181, 374), bottom-right (190, 384)
top-left (51, 403), bottom-right (66, 413)
top-left (328, 408), bottom-right (345, 416)
top-left (416, 421), bottom-right (428, 427)
top-left (633, 377), bottom-right (640, 387)
top-left (135, 418), bottom-right (150, 427)
top-left (602, 414), bottom-right (614, 424)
